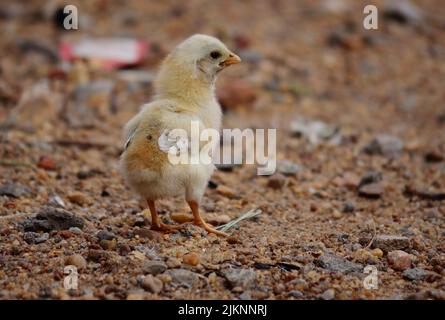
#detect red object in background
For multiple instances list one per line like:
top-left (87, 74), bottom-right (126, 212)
top-left (59, 38), bottom-right (149, 70)
top-left (37, 156), bottom-right (56, 171)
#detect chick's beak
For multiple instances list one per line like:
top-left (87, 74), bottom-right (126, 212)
top-left (222, 54), bottom-right (241, 67)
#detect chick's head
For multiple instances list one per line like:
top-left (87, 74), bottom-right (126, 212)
top-left (171, 34), bottom-right (241, 79)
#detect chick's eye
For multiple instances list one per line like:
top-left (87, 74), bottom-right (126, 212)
top-left (210, 51), bottom-right (221, 59)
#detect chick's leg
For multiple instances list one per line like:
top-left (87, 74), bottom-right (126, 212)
top-left (147, 200), bottom-right (180, 233)
top-left (187, 200), bottom-right (228, 237)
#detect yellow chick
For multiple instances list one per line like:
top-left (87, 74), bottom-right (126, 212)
top-left (120, 35), bottom-right (241, 236)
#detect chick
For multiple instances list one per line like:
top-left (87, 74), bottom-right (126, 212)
top-left (120, 34), bottom-right (241, 236)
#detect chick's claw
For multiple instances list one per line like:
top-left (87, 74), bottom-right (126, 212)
top-left (150, 222), bottom-right (182, 233)
top-left (194, 220), bottom-right (228, 237)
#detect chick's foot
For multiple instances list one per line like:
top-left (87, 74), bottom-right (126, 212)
top-left (150, 222), bottom-right (181, 233)
top-left (194, 220), bottom-right (228, 237)
top-left (188, 200), bottom-right (228, 237)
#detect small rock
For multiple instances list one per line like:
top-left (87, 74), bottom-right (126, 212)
top-left (342, 201), bottom-right (355, 213)
top-left (97, 230), bottom-right (116, 241)
top-left (358, 171), bottom-right (382, 188)
top-left (216, 185), bottom-right (237, 198)
top-left (315, 253), bottom-right (362, 274)
top-left (288, 290), bottom-right (304, 298)
top-left (332, 210), bottom-right (342, 219)
top-left (383, 0), bottom-right (424, 25)
top-left (363, 134), bottom-right (404, 157)
top-left (23, 232), bottom-right (49, 244)
top-left (276, 160), bottom-right (300, 176)
top-left (0, 183), bottom-right (31, 198)
top-left (183, 252), bottom-right (200, 266)
top-left (69, 227), bottom-right (83, 234)
top-left (358, 183), bottom-right (384, 199)
top-left (424, 149), bottom-right (444, 163)
top-left (217, 80), bottom-right (256, 110)
top-left (373, 235), bottom-right (410, 252)
top-left (353, 249), bottom-right (376, 263)
top-left (142, 261), bottom-right (167, 275)
top-left (291, 118), bottom-right (340, 145)
top-left (371, 248), bottom-right (384, 258)
top-left (267, 173), bottom-right (287, 190)
top-left (170, 212), bottom-right (193, 223)
top-left (67, 192), bottom-right (91, 206)
top-left (223, 268), bottom-right (257, 289)
top-left (65, 254), bottom-right (87, 270)
top-left (99, 239), bottom-right (116, 250)
top-left (227, 236), bottom-right (241, 244)
top-left (206, 213), bottom-right (231, 226)
top-left (320, 288), bottom-right (335, 300)
top-left (22, 206), bottom-right (84, 232)
top-left (60, 230), bottom-right (74, 239)
top-left (48, 195), bottom-right (65, 208)
top-left (37, 156), bottom-right (56, 170)
top-left (165, 269), bottom-right (200, 288)
top-left (134, 228), bottom-right (163, 241)
top-left (141, 275), bottom-right (163, 293)
top-left (388, 250), bottom-right (413, 271)
top-left (403, 268), bottom-right (438, 282)
top-left (166, 257), bottom-right (182, 269)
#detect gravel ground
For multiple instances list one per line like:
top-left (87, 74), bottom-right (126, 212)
top-left (0, 0), bottom-right (444, 300)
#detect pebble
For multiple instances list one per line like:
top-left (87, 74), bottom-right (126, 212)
top-left (315, 253), bottom-right (362, 274)
top-left (65, 254), bottom-right (87, 270)
top-left (424, 149), bottom-right (444, 163)
top-left (164, 269), bottom-right (200, 288)
top-left (371, 248), bottom-right (384, 258)
top-left (166, 257), bottom-right (182, 268)
top-left (141, 275), bottom-right (163, 294)
top-left (217, 80), bottom-right (256, 110)
top-left (373, 235), bottom-right (410, 252)
top-left (97, 230), bottom-right (117, 241)
top-left (387, 250), bottom-right (413, 271)
top-left (383, 0), bottom-right (424, 25)
top-left (182, 252), bottom-right (200, 266)
top-left (23, 232), bottom-right (49, 244)
top-left (99, 239), bottom-right (116, 251)
top-left (332, 210), bottom-right (342, 219)
top-left (358, 171), bottom-right (382, 187)
top-left (37, 156), bottom-right (56, 170)
top-left (342, 201), bottom-right (355, 213)
top-left (276, 160), bottom-right (300, 176)
top-left (216, 185), bottom-right (237, 198)
top-left (402, 268), bottom-right (437, 282)
top-left (134, 228), bottom-right (163, 241)
top-left (171, 212), bottom-right (193, 224)
top-left (67, 192), bottom-right (91, 206)
top-left (0, 183), bottom-right (31, 198)
top-left (22, 206), bottom-right (85, 232)
top-left (142, 260), bottom-right (167, 275)
top-left (69, 227), bottom-right (83, 234)
top-left (363, 134), bottom-right (404, 157)
top-left (320, 289), bottom-right (335, 300)
top-left (206, 213), bottom-right (231, 226)
top-left (358, 183), bottom-right (384, 199)
top-left (353, 249), bottom-right (377, 263)
top-left (288, 290), bottom-right (304, 298)
top-left (223, 268), bottom-right (257, 289)
top-left (267, 173), bottom-right (287, 190)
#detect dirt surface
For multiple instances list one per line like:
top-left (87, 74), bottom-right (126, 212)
top-left (0, 0), bottom-right (445, 300)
